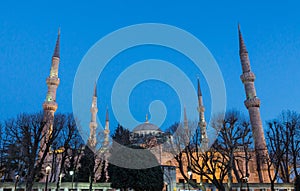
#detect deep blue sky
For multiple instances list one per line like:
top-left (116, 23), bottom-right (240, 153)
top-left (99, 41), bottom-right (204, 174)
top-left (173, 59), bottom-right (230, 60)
top-left (1, 1), bottom-right (300, 134)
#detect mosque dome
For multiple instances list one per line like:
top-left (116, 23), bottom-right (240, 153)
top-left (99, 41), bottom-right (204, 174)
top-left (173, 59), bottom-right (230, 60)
top-left (133, 122), bottom-right (161, 133)
top-left (132, 115), bottom-right (162, 136)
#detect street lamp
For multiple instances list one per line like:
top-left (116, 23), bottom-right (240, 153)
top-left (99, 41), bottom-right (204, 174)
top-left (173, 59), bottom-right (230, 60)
top-left (14, 174), bottom-right (20, 191)
top-left (69, 170), bottom-right (74, 190)
top-left (187, 168), bottom-right (192, 191)
top-left (45, 165), bottom-right (51, 191)
top-left (242, 176), bottom-right (249, 191)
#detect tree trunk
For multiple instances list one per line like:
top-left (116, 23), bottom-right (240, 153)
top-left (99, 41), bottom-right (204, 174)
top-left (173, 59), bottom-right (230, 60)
top-left (270, 180), bottom-right (275, 191)
top-left (295, 175), bottom-right (300, 191)
top-left (26, 179), bottom-right (34, 191)
top-left (218, 184), bottom-right (226, 191)
top-left (212, 180), bottom-right (226, 191)
top-left (227, 152), bottom-right (233, 191)
top-left (56, 180), bottom-right (60, 191)
top-left (89, 176), bottom-right (93, 191)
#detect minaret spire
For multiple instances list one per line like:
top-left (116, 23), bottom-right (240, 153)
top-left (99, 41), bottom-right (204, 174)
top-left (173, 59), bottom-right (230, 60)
top-left (94, 81), bottom-right (97, 97)
top-left (238, 25), bottom-right (251, 73)
top-left (53, 28), bottom-right (60, 58)
top-left (197, 78), bottom-right (208, 150)
top-left (197, 77), bottom-right (202, 97)
top-left (238, 25), bottom-right (268, 183)
top-left (88, 83), bottom-right (98, 148)
top-left (105, 107), bottom-right (109, 122)
top-left (238, 24), bottom-right (248, 55)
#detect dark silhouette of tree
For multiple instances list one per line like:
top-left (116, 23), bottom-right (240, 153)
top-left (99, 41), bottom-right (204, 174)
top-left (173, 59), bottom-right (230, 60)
top-left (3, 112), bottom-right (64, 191)
top-left (109, 145), bottom-right (164, 191)
top-left (51, 114), bottom-right (84, 191)
top-left (266, 120), bottom-right (287, 191)
top-left (169, 110), bottom-right (252, 191)
top-left (211, 111), bottom-right (252, 191)
top-left (77, 146), bottom-right (95, 182)
top-left (108, 125), bottom-right (163, 191)
top-left (112, 124), bottom-right (131, 146)
top-left (75, 120), bottom-right (111, 191)
top-left (266, 110), bottom-right (300, 190)
top-left (295, 175), bottom-right (300, 191)
top-left (0, 123), bottom-right (9, 181)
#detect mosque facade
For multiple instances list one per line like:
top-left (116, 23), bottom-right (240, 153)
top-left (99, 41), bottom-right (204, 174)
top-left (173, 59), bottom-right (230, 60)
top-left (41, 26), bottom-right (271, 189)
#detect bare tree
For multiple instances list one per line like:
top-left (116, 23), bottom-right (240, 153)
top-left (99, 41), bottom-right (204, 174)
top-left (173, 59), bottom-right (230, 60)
top-left (266, 110), bottom-right (300, 190)
top-left (4, 112), bottom-right (64, 191)
top-left (211, 111), bottom-right (252, 191)
top-left (50, 113), bottom-right (84, 191)
top-left (266, 121), bottom-right (286, 191)
top-left (169, 110), bottom-right (252, 191)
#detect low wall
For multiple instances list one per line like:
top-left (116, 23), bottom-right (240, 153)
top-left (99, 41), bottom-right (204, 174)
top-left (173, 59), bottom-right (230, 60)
top-left (0, 182), bottom-right (114, 191)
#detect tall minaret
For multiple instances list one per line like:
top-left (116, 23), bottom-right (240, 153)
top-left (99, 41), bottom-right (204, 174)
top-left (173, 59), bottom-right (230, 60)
top-left (103, 108), bottom-right (110, 148)
top-left (42, 29), bottom-right (61, 142)
top-left (197, 78), bottom-right (208, 150)
top-left (88, 83), bottom-right (98, 148)
top-left (238, 25), bottom-right (268, 183)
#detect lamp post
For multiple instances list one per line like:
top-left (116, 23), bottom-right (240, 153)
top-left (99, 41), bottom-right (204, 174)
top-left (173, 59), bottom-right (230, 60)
top-left (243, 176), bottom-right (249, 191)
top-left (45, 165), bottom-right (51, 191)
top-left (187, 168), bottom-right (192, 191)
top-left (69, 170), bottom-right (74, 190)
top-left (59, 173), bottom-right (63, 188)
top-left (14, 174), bottom-right (20, 191)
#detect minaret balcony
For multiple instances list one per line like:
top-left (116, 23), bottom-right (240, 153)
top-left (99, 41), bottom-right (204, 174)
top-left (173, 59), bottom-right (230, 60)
top-left (244, 97), bottom-right (260, 108)
top-left (46, 77), bottom-right (60, 86)
top-left (240, 72), bottom-right (255, 83)
top-left (89, 121), bottom-right (97, 127)
top-left (43, 102), bottom-right (58, 111)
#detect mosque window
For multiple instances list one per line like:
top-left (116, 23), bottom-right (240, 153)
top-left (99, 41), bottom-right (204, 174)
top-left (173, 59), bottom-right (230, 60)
top-left (179, 179), bottom-right (185, 183)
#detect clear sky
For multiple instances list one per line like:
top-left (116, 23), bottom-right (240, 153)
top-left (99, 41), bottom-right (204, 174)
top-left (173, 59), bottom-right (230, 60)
top-left (1, 1), bottom-right (300, 135)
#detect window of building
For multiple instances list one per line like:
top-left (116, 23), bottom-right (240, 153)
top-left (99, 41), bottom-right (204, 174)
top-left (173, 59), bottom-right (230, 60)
top-left (179, 179), bottom-right (185, 183)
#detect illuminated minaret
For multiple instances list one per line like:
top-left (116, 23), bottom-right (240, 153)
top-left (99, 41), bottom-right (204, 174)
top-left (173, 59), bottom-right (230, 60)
top-left (238, 25), bottom-right (268, 183)
top-left (88, 84), bottom-right (98, 148)
top-left (103, 108), bottom-right (110, 148)
top-left (197, 78), bottom-right (208, 150)
top-left (42, 29), bottom-right (60, 143)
